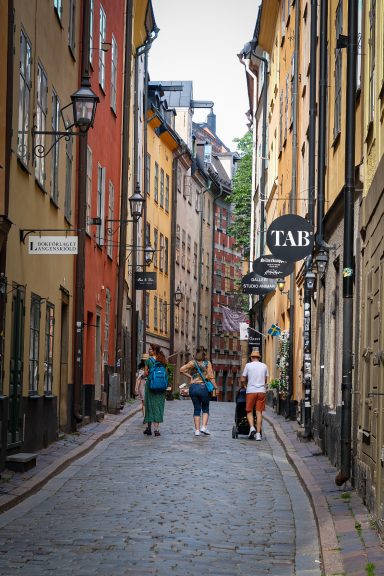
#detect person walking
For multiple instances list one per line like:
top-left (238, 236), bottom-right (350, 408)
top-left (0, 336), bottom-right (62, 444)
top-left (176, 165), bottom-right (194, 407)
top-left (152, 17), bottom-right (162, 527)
top-left (135, 358), bottom-right (147, 422)
top-left (180, 347), bottom-right (217, 436)
top-left (240, 350), bottom-right (269, 441)
top-left (143, 344), bottom-right (167, 437)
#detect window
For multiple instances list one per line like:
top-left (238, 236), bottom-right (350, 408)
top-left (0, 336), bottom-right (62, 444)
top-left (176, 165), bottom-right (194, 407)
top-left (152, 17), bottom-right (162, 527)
top-left (107, 181), bottom-right (114, 257)
top-left (285, 74), bottom-right (289, 141)
top-left (54, 0), bottom-right (63, 20)
top-left (187, 234), bottom-right (191, 272)
top-left (99, 5), bottom-right (106, 90)
top-left (104, 288), bottom-right (111, 363)
top-left (195, 189), bottom-right (200, 212)
top-left (164, 302), bottom-right (168, 334)
top-left (146, 153), bottom-right (151, 196)
top-left (96, 165), bottom-right (105, 245)
top-left (146, 292), bottom-right (150, 327)
top-left (68, 0), bottom-right (76, 52)
top-left (181, 230), bottom-right (186, 268)
top-left (192, 302), bottom-right (196, 339)
top-left (185, 298), bottom-right (190, 337)
top-left (206, 252), bottom-right (210, 286)
top-left (154, 162), bottom-right (159, 202)
top-left (165, 174), bottom-right (169, 211)
top-left (281, 0), bottom-right (286, 39)
top-left (89, 0), bottom-right (94, 65)
top-left (176, 225), bottom-right (180, 264)
top-left (154, 228), bottom-right (158, 267)
top-left (290, 54), bottom-right (295, 127)
top-left (164, 237), bottom-right (169, 274)
top-left (65, 137), bottom-right (73, 221)
top-left (356, 0), bottom-right (363, 92)
top-left (51, 90), bottom-right (60, 204)
top-left (35, 64), bottom-right (48, 186)
top-left (111, 35), bottom-right (117, 111)
top-left (160, 233), bottom-right (164, 271)
top-left (154, 296), bottom-right (158, 330)
top-left (175, 304), bottom-right (179, 331)
top-left (334, 1), bottom-right (343, 139)
top-left (86, 146), bottom-right (92, 233)
top-left (159, 299), bottom-right (163, 332)
top-left (181, 299), bottom-right (185, 333)
top-left (279, 89), bottom-right (283, 151)
top-left (44, 304), bottom-right (54, 394)
top-left (177, 164), bottom-right (182, 193)
top-left (17, 30), bottom-right (32, 165)
top-left (160, 168), bottom-right (164, 207)
top-left (201, 249), bottom-right (204, 284)
top-left (368, 0), bottom-right (376, 122)
top-left (207, 199), bottom-right (211, 225)
top-left (145, 221), bottom-right (151, 246)
top-left (29, 295), bottom-right (41, 394)
top-left (193, 242), bottom-right (198, 277)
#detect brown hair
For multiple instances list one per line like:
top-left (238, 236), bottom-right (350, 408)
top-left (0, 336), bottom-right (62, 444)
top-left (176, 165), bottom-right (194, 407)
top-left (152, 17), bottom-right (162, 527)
top-left (149, 343), bottom-right (167, 366)
top-left (195, 347), bottom-right (207, 362)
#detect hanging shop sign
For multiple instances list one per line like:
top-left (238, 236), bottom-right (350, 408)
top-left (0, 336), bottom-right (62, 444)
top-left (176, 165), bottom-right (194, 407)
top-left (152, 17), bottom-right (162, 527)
top-left (248, 330), bottom-right (262, 354)
top-left (266, 214), bottom-right (314, 262)
top-left (253, 255), bottom-right (294, 279)
top-left (28, 236), bottom-right (78, 254)
top-left (241, 272), bottom-right (276, 294)
top-left (134, 271), bottom-right (157, 290)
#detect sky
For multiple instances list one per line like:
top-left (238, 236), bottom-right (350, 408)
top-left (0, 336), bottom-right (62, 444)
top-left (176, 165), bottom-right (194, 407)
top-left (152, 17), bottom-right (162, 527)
top-left (148, 0), bottom-right (260, 151)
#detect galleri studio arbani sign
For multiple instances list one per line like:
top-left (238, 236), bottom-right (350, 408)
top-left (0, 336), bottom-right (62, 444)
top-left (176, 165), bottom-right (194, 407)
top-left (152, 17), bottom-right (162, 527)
top-left (241, 272), bottom-right (276, 294)
top-left (253, 255), bottom-right (294, 278)
top-left (266, 214), bottom-right (314, 262)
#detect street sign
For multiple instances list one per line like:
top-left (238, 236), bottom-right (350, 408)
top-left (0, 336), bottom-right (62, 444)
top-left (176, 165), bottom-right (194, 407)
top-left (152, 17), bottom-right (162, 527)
top-left (241, 272), bottom-right (276, 294)
top-left (266, 214), bottom-right (314, 262)
top-left (28, 236), bottom-right (78, 254)
top-left (253, 255), bottom-right (294, 278)
top-left (134, 271), bottom-right (157, 290)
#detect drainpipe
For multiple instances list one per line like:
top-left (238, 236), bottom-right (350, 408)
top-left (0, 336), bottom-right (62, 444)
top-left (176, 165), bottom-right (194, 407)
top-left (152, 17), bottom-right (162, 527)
top-left (287, 0), bottom-right (300, 420)
top-left (196, 181), bottom-right (210, 350)
top-left (116, 0), bottom-right (133, 403)
top-left (336, 0), bottom-right (357, 486)
top-left (129, 27), bottom-right (159, 399)
top-left (316, 0), bottom-right (328, 440)
top-left (303, 0), bottom-right (317, 437)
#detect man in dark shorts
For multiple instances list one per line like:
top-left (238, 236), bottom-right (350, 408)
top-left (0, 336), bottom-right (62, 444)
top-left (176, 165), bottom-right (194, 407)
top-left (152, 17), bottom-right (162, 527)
top-left (241, 350), bottom-right (269, 440)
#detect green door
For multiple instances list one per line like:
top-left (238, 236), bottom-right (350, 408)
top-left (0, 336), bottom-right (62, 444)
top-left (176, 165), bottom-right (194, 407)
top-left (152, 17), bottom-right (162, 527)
top-left (8, 286), bottom-right (25, 447)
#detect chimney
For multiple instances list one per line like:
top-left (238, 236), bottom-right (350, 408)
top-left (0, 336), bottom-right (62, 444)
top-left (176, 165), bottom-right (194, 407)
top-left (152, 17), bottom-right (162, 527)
top-left (207, 110), bottom-right (216, 133)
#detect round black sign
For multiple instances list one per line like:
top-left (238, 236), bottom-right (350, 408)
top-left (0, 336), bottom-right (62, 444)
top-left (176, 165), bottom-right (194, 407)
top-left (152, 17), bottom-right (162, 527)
top-left (253, 255), bottom-right (294, 279)
top-left (266, 214), bottom-right (314, 262)
top-left (241, 273), bottom-right (276, 295)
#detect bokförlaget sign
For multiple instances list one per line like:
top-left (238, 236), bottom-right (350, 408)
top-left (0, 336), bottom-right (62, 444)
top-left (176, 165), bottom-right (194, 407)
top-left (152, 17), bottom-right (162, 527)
top-left (266, 214), bottom-right (314, 262)
top-left (28, 236), bottom-right (78, 254)
top-left (134, 272), bottom-right (157, 290)
top-left (241, 272), bottom-right (276, 294)
top-left (253, 255), bottom-right (294, 279)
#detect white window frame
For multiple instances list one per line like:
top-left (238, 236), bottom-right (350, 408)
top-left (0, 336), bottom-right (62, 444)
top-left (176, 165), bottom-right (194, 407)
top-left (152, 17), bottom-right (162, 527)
top-left (29, 295), bottom-right (41, 394)
top-left (86, 146), bottom-right (93, 233)
top-left (35, 64), bottom-right (48, 186)
top-left (44, 303), bottom-right (54, 394)
top-left (107, 180), bottom-right (114, 258)
top-left (99, 5), bottom-right (106, 90)
top-left (51, 90), bottom-right (60, 204)
top-left (111, 34), bottom-right (117, 112)
top-left (89, 0), bottom-right (94, 65)
top-left (68, 0), bottom-right (76, 53)
top-left (17, 29), bottom-right (32, 165)
top-left (96, 164), bottom-right (106, 246)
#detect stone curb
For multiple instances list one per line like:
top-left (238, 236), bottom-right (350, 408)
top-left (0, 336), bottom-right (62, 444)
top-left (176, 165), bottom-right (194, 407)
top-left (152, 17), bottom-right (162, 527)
top-left (0, 406), bottom-right (142, 515)
top-left (264, 413), bottom-right (345, 576)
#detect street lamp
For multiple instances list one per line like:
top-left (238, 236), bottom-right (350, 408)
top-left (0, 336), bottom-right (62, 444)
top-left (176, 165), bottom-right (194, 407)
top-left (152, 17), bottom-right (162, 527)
top-left (277, 278), bottom-right (289, 295)
top-left (315, 250), bottom-right (329, 276)
top-left (305, 270), bottom-right (316, 291)
top-left (144, 243), bottom-right (155, 266)
top-left (128, 184), bottom-right (145, 222)
top-left (174, 284), bottom-right (183, 306)
top-left (70, 85), bottom-right (99, 130)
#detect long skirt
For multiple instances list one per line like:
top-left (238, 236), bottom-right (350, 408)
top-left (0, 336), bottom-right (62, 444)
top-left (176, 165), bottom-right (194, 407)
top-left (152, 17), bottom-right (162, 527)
top-left (144, 380), bottom-right (166, 423)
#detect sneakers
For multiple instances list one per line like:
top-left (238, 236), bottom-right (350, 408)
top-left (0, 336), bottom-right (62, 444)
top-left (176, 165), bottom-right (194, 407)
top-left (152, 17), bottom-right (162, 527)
top-left (194, 430), bottom-right (201, 436)
top-left (200, 427), bottom-right (211, 436)
top-left (248, 427), bottom-right (256, 440)
top-left (255, 432), bottom-right (262, 441)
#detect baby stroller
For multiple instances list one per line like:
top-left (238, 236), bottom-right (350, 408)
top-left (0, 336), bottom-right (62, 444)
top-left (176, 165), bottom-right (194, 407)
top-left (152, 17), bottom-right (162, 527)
top-left (231, 388), bottom-right (262, 439)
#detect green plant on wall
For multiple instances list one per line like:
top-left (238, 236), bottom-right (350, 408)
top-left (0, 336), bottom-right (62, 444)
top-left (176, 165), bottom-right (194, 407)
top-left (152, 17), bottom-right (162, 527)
top-left (277, 330), bottom-right (289, 396)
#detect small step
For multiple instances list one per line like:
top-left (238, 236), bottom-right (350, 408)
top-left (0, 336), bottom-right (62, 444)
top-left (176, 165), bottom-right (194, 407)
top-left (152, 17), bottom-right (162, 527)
top-left (6, 453), bottom-right (38, 473)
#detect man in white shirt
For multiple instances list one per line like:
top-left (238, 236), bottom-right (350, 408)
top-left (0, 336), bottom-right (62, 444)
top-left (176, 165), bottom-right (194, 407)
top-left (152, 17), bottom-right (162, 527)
top-left (241, 349), bottom-right (269, 440)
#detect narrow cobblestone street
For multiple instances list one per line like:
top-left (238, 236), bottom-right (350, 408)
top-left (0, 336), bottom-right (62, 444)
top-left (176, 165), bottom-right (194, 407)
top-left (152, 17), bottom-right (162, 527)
top-left (0, 401), bottom-right (321, 576)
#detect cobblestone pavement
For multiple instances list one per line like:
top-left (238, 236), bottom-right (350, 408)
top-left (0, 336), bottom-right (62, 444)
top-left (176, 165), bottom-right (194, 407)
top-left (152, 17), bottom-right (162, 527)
top-left (0, 401), bottom-right (321, 576)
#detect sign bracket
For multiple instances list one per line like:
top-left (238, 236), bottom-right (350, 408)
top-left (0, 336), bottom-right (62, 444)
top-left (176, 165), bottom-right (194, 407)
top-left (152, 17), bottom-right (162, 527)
top-left (20, 228), bottom-right (80, 244)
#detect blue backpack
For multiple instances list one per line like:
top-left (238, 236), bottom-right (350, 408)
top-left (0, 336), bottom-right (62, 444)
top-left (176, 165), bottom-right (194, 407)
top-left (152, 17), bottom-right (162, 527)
top-left (148, 358), bottom-right (168, 392)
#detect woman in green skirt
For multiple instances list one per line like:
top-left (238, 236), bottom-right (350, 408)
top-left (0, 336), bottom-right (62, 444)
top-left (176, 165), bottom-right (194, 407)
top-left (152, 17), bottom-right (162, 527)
top-left (143, 343), bottom-right (167, 436)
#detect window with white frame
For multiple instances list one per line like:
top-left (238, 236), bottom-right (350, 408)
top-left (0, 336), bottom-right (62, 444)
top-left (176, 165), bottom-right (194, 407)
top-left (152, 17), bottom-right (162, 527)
top-left (160, 233), bottom-right (164, 271)
top-left (111, 34), bottom-right (117, 111)
top-left (107, 180), bottom-right (114, 258)
top-left (96, 165), bottom-right (105, 245)
top-left (193, 242), bottom-right (198, 277)
top-left (35, 64), bottom-right (48, 186)
top-left (146, 153), bottom-right (151, 196)
top-left (154, 296), bottom-right (158, 330)
top-left (68, 0), bottom-right (76, 52)
top-left (164, 237), bottom-right (169, 274)
top-left (146, 292), bottom-right (150, 327)
top-left (187, 234), bottom-right (191, 272)
top-left (44, 303), bottom-right (54, 394)
top-left (176, 225), bottom-right (180, 264)
top-left (154, 161), bottom-right (159, 202)
top-left (99, 5), bottom-right (106, 90)
top-left (160, 168), bottom-right (164, 207)
top-left (164, 302), bottom-right (168, 334)
top-left (86, 146), bottom-right (93, 233)
top-left (334, 0), bottom-right (343, 139)
top-left (18, 30), bottom-right (32, 165)
top-left (356, 0), bottom-right (363, 92)
top-left (89, 0), bottom-right (94, 65)
top-left (54, 0), bottom-right (63, 20)
top-left (181, 229), bottom-right (186, 268)
top-left (368, 0), bottom-right (376, 122)
top-left (165, 174), bottom-right (169, 211)
top-left (159, 299), bottom-right (163, 332)
top-left (104, 288), bottom-right (111, 363)
top-left (51, 90), bottom-right (60, 203)
top-left (154, 229), bottom-right (158, 267)
top-left (29, 295), bottom-right (41, 394)
top-left (65, 137), bottom-right (73, 221)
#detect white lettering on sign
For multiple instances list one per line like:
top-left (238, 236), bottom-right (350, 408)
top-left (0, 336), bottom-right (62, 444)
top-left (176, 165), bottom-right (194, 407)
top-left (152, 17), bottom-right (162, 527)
top-left (28, 236), bottom-right (78, 254)
top-left (270, 230), bottom-right (311, 247)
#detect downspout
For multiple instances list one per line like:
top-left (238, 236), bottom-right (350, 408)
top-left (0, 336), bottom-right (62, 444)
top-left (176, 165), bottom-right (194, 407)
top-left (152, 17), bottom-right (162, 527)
top-left (116, 0), bottom-right (133, 402)
top-left (316, 0), bottom-right (328, 440)
top-left (129, 26), bottom-right (159, 399)
top-left (336, 0), bottom-right (357, 486)
top-left (303, 0), bottom-right (317, 436)
top-left (141, 47), bottom-right (150, 354)
top-left (196, 179), bottom-right (211, 350)
top-left (209, 182), bottom-right (224, 378)
top-left (286, 0), bottom-right (300, 420)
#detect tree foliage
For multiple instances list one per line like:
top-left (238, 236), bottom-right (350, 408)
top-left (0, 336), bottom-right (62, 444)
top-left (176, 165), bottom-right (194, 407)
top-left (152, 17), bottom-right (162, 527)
top-left (228, 131), bottom-right (253, 253)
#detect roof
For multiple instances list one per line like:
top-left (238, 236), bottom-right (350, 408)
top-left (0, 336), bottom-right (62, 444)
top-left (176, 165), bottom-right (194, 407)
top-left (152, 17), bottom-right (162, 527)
top-left (156, 81), bottom-right (193, 108)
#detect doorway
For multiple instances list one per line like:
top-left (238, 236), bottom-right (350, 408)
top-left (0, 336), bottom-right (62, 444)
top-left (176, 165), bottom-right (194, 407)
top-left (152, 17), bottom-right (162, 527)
top-left (8, 286), bottom-right (25, 447)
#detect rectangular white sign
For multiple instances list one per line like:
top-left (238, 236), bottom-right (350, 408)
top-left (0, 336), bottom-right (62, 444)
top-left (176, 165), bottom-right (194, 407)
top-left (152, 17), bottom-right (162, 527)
top-left (28, 236), bottom-right (78, 255)
top-left (239, 322), bottom-right (249, 341)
